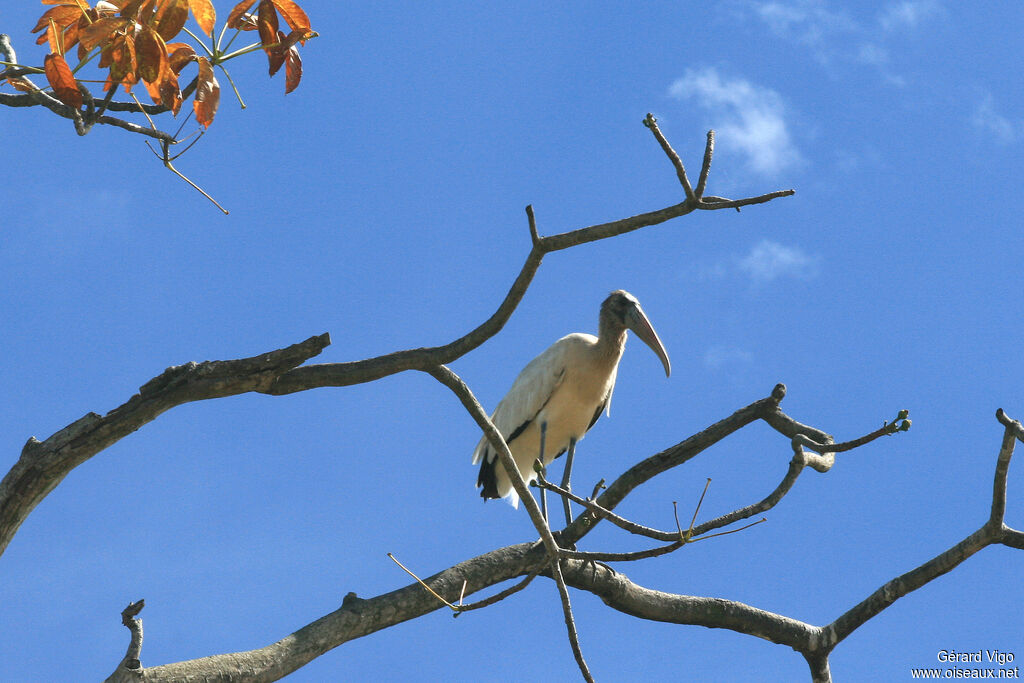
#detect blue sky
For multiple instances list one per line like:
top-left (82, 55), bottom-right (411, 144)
top-left (2, 1), bottom-right (1022, 681)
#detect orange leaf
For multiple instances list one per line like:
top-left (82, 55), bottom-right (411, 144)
top-left (225, 0), bottom-right (256, 29)
top-left (193, 56), bottom-right (219, 128)
top-left (103, 33), bottom-right (137, 87)
top-left (278, 28), bottom-right (313, 51)
top-left (135, 25), bottom-right (167, 84)
top-left (43, 53), bottom-right (83, 108)
top-left (257, 0), bottom-right (278, 52)
top-left (63, 19), bottom-right (82, 54)
top-left (6, 76), bottom-right (37, 93)
top-left (188, 0), bottom-right (216, 36)
top-left (271, 0), bottom-right (309, 31)
top-left (45, 25), bottom-right (63, 56)
top-left (142, 58), bottom-right (180, 111)
top-left (119, 0), bottom-right (146, 19)
top-left (284, 42), bottom-right (301, 93)
top-left (155, 0), bottom-right (189, 41)
top-left (79, 16), bottom-right (127, 50)
top-left (31, 5), bottom-right (84, 33)
top-left (160, 66), bottom-right (183, 113)
top-left (142, 67), bottom-right (163, 103)
top-left (267, 28), bottom-right (285, 75)
top-left (168, 44), bottom-right (196, 73)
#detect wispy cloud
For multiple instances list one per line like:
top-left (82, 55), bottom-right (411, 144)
top-left (668, 68), bottom-right (801, 176)
top-left (752, 0), bottom-right (855, 63)
top-left (704, 346), bottom-right (754, 371)
top-left (690, 240), bottom-right (819, 285)
top-left (878, 0), bottom-right (940, 31)
top-left (972, 94), bottom-right (1022, 144)
top-left (745, 0), bottom-right (941, 81)
top-left (738, 240), bottom-right (819, 283)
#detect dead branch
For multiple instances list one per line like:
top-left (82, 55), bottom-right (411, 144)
top-left (0, 333), bottom-right (331, 556)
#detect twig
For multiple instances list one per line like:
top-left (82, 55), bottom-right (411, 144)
top-left (681, 477), bottom-right (712, 541)
top-left (806, 410), bottom-right (911, 454)
top-left (526, 204), bottom-right (540, 245)
top-left (550, 559), bottom-right (594, 683)
top-left (698, 190), bottom-right (796, 211)
top-left (387, 552), bottom-right (459, 612)
top-left (992, 409), bottom-right (1022, 528)
top-left (118, 599), bottom-right (145, 671)
top-left (154, 140), bottom-right (230, 214)
top-left (455, 565), bottom-right (544, 614)
top-left (560, 518), bottom-right (766, 563)
top-left (129, 90), bottom-right (159, 133)
top-left (695, 129), bottom-right (714, 197)
top-left (536, 473), bottom-right (672, 540)
top-left (643, 113), bottom-right (696, 202)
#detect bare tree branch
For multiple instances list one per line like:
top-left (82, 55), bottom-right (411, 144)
top-left (0, 333), bottom-right (331, 557)
top-left (423, 363), bottom-right (594, 682)
top-left (644, 113), bottom-right (696, 202)
top-left (117, 600), bottom-right (145, 672)
top-left (560, 384), bottom-right (787, 548)
top-left (560, 557), bottom-right (824, 652)
top-left (823, 408), bottom-right (1023, 651)
top-left (695, 129), bottom-right (715, 198)
top-left (103, 542), bottom-right (548, 682)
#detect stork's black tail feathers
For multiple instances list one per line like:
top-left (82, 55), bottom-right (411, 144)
top-left (477, 450), bottom-right (500, 500)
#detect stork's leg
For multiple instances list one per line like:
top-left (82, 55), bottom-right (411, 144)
top-left (538, 421), bottom-right (548, 524)
top-left (561, 437), bottom-right (577, 527)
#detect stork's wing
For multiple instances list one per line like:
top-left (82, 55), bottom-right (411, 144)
top-left (587, 363), bottom-right (618, 431)
top-left (471, 335), bottom-right (584, 465)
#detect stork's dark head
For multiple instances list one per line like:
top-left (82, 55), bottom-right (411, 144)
top-left (601, 290), bottom-right (671, 377)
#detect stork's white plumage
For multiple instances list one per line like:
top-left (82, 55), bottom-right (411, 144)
top-left (472, 290), bottom-right (671, 508)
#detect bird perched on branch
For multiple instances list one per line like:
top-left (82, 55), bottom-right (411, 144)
top-left (472, 290), bottom-right (671, 515)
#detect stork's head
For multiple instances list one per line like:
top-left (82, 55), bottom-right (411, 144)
top-left (601, 290), bottom-right (671, 377)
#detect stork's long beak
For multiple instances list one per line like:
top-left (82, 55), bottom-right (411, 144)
top-left (626, 303), bottom-right (671, 377)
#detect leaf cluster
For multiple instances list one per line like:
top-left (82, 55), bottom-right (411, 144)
top-left (19, 0), bottom-right (314, 128)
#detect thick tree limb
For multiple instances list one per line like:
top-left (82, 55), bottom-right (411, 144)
top-left (0, 334), bottom-right (331, 556)
top-left (104, 542), bottom-right (548, 682)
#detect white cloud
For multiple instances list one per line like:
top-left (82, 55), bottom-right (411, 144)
top-left (746, 0), bottom-right (940, 81)
top-left (669, 68), bottom-right (801, 176)
top-left (738, 240), bottom-right (819, 283)
top-left (972, 94), bottom-right (1021, 144)
top-left (704, 346), bottom-right (754, 370)
top-left (752, 0), bottom-right (856, 62)
top-left (878, 0), bottom-right (940, 31)
top-left (855, 43), bottom-right (889, 67)
top-left (687, 240), bottom-right (819, 285)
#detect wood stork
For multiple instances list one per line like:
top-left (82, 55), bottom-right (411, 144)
top-left (472, 290), bottom-right (671, 515)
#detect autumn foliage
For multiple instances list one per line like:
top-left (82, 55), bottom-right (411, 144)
top-left (24, 0), bottom-right (314, 128)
